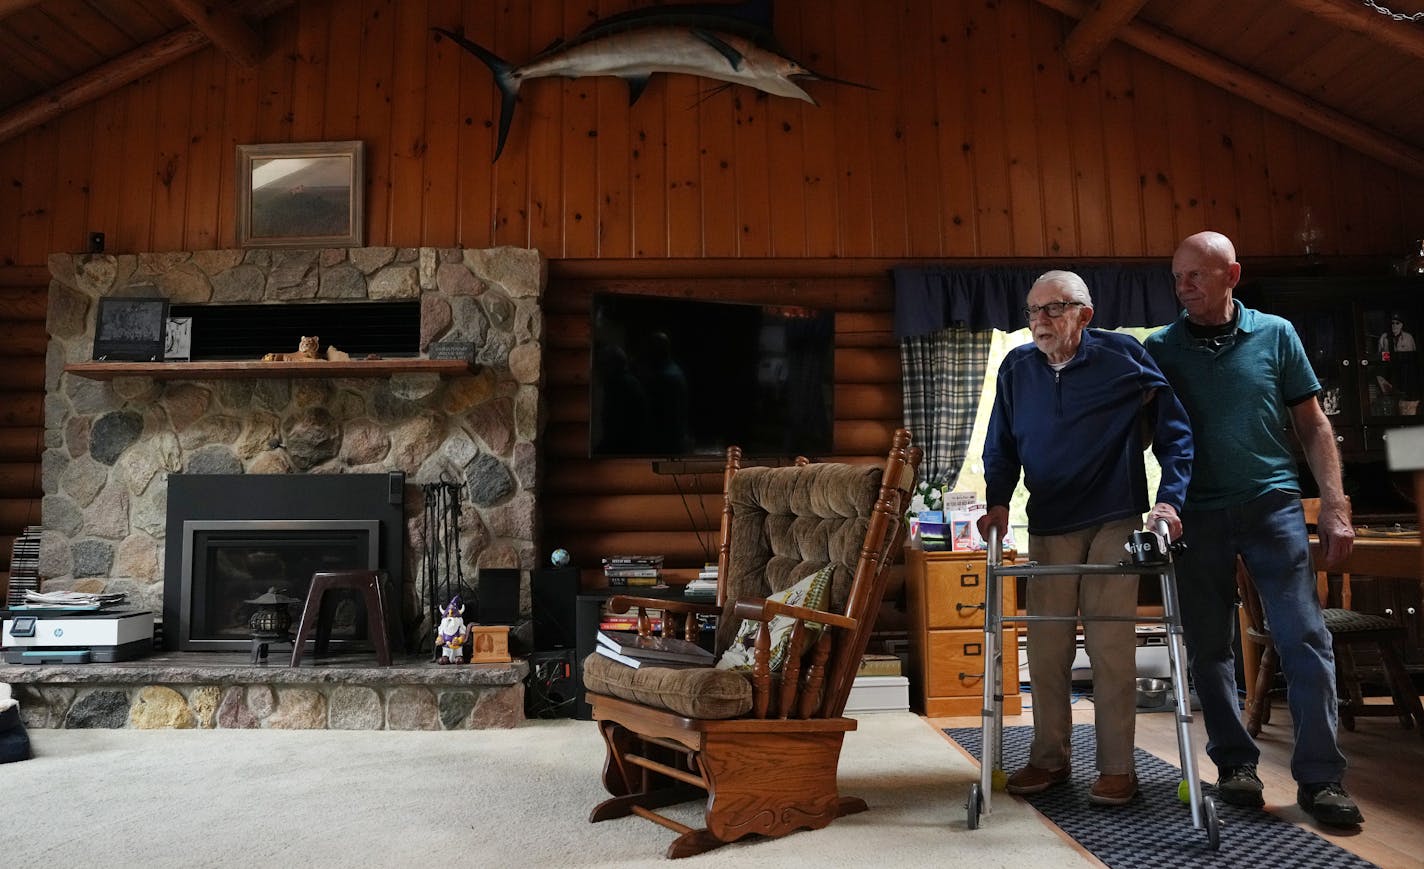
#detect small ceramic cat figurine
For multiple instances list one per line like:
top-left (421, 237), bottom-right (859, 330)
top-left (262, 335), bottom-right (320, 362)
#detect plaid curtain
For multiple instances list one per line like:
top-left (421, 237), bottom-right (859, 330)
top-left (900, 326), bottom-right (992, 490)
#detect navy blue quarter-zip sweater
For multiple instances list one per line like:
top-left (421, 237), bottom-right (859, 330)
top-left (982, 329), bottom-right (1193, 536)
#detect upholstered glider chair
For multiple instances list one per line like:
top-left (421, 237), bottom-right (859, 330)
top-left (581, 428), bottom-right (920, 859)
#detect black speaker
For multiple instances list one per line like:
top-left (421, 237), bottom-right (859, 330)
top-left (525, 648), bottom-right (578, 718)
top-left (477, 568), bottom-right (521, 625)
top-left (532, 566), bottom-right (579, 650)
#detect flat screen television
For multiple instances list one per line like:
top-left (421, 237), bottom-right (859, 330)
top-left (589, 293), bottom-right (835, 459)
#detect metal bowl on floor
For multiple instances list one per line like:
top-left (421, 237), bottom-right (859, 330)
top-left (1136, 677), bottom-right (1170, 709)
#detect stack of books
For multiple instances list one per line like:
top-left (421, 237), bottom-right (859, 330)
top-left (684, 562), bottom-right (718, 598)
top-left (5, 526), bottom-right (42, 608)
top-left (599, 608), bottom-right (662, 633)
top-left (603, 554), bottom-right (663, 587)
top-left (595, 629), bottom-right (715, 669)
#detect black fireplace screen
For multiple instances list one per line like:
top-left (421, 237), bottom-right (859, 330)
top-left (178, 520), bottom-right (380, 651)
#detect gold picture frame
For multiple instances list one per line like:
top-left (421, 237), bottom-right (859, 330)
top-left (236, 140), bottom-right (364, 248)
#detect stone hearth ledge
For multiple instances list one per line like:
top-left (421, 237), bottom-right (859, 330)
top-left (1, 653), bottom-right (531, 731)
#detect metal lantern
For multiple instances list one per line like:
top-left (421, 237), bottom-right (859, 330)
top-left (244, 587), bottom-right (302, 664)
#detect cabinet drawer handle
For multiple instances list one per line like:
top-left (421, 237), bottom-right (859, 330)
top-left (1408, 607), bottom-right (1417, 616)
top-left (956, 602), bottom-right (985, 615)
top-left (958, 671), bottom-right (985, 681)
top-left (1385, 608), bottom-right (1395, 616)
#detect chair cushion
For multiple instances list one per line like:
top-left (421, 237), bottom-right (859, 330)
top-left (1323, 608), bottom-right (1405, 634)
top-left (582, 652), bottom-right (753, 719)
top-left (715, 564), bottom-right (832, 672)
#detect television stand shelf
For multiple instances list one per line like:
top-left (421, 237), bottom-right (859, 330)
top-left (63, 359), bottom-right (474, 381)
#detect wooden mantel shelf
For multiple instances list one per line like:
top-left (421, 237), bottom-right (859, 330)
top-left (63, 359), bottom-right (474, 381)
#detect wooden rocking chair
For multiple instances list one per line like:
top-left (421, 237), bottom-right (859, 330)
top-left (582, 428), bottom-right (920, 859)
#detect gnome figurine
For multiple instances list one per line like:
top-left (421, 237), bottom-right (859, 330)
top-left (434, 596), bottom-right (470, 665)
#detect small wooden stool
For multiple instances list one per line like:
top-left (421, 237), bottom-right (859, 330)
top-left (289, 569), bottom-right (393, 667)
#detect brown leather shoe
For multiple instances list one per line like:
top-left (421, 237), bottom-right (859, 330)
top-left (1088, 772), bottom-right (1139, 806)
top-left (1006, 764), bottom-right (1071, 794)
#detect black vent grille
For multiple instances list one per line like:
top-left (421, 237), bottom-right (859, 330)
top-left (168, 301), bottom-right (420, 360)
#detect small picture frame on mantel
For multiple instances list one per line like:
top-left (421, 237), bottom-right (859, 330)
top-left (164, 316), bottom-right (193, 361)
top-left (93, 297), bottom-right (168, 361)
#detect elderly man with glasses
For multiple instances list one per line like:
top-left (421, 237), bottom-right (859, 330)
top-left (978, 270), bottom-right (1193, 806)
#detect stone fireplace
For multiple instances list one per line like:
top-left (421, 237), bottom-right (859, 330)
top-left (39, 246), bottom-right (548, 652)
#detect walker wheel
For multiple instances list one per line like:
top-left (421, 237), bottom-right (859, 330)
top-left (1178, 779), bottom-right (1191, 804)
top-left (966, 782), bottom-right (982, 830)
top-left (991, 768), bottom-right (1008, 791)
top-left (1205, 796), bottom-right (1220, 850)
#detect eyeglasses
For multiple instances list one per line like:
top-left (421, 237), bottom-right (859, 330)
top-left (1023, 301), bottom-right (1085, 320)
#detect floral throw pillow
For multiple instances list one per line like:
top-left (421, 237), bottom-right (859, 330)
top-left (715, 565), bottom-right (833, 672)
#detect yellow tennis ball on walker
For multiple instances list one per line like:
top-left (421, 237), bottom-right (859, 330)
top-left (1177, 780), bottom-right (1191, 803)
top-left (992, 769), bottom-right (1008, 790)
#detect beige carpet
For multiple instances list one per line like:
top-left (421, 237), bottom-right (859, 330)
top-left (5, 713), bottom-right (1091, 868)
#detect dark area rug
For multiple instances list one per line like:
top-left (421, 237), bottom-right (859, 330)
top-left (944, 724), bottom-right (1378, 869)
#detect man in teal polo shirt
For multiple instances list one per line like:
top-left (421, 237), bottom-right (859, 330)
top-left (1145, 231), bottom-right (1361, 827)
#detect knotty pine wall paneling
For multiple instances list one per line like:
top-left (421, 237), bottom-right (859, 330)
top-left (4, 0), bottom-right (1424, 266)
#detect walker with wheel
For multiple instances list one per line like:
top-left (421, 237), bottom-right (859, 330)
top-left (963, 520), bottom-right (1221, 851)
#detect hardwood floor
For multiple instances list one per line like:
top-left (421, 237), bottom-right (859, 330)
top-left (928, 696), bottom-right (1424, 869)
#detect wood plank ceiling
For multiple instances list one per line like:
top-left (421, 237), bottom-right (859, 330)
top-left (0, 0), bottom-right (1422, 175)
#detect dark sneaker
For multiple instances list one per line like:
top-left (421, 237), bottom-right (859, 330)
top-left (1088, 772), bottom-right (1138, 806)
top-left (1297, 782), bottom-right (1363, 827)
top-left (1006, 764), bottom-right (1070, 795)
top-left (1216, 764), bottom-right (1265, 807)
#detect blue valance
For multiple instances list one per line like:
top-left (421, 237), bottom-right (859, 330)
top-left (893, 263), bottom-right (1181, 338)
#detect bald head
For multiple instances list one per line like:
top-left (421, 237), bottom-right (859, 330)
top-left (1176, 231), bottom-right (1237, 264)
top-left (1172, 231), bottom-right (1241, 326)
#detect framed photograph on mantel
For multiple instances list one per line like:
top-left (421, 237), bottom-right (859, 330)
top-left (93, 297), bottom-right (168, 361)
top-left (236, 140), bottom-right (364, 248)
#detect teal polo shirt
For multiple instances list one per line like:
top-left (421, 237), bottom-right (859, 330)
top-left (1144, 301), bottom-right (1319, 510)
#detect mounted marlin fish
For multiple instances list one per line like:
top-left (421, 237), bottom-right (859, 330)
top-left (432, 0), bottom-right (867, 160)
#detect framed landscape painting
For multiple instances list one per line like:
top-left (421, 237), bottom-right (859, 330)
top-left (236, 140), bottom-right (364, 248)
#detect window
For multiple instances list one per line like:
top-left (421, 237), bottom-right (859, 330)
top-left (952, 327), bottom-right (1163, 540)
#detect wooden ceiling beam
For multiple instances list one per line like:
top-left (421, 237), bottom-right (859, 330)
top-left (0, 0), bottom-right (41, 22)
top-left (166, 0), bottom-right (263, 68)
top-left (1281, 0), bottom-right (1424, 62)
top-left (1062, 0), bottom-right (1150, 73)
top-left (0, 27), bottom-right (210, 146)
top-left (1033, 0), bottom-right (1424, 178)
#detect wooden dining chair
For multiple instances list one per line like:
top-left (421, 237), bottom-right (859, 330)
top-left (1235, 498), bottom-right (1424, 739)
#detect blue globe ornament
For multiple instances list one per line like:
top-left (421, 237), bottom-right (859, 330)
top-left (550, 547), bottom-right (571, 568)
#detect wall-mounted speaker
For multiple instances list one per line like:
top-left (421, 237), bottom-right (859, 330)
top-left (532, 566), bottom-right (579, 650)
top-left (477, 568), bottom-right (521, 625)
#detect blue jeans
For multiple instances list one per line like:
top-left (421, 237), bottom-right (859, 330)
top-left (1175, 488), bottom-right (1346, 785)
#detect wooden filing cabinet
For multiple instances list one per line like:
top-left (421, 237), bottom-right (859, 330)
top-left (905, 547), bottom-right (1021, 717)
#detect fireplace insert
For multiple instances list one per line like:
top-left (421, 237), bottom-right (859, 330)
top-left (163, 473), bottom-right (405, 652)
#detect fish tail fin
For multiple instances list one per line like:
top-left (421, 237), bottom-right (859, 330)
top-left (432, 27), bottom-right (521, 161)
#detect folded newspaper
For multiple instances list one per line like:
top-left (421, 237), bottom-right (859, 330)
top-left (23, 590), bottom-right (128, 607)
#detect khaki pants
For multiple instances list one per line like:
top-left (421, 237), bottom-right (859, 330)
top-left (1025, 516), bottom-right (1141, 775)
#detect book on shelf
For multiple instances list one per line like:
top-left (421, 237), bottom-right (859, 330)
top-left (596, 629), bottom-right (715, 665)
top-left (606, 576), bottom-right (662, 587)
top-left (602, 566), bottom-right (662, 578)
top-left (602, 555), bottom-right (665, 567)
top-left (594, 645), bottom-right (708, 669)
top-left (856, 653), bottom-right (903, 677)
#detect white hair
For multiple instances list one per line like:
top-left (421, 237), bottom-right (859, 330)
top-left (1034, 270), bottom-right (1093, 306)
